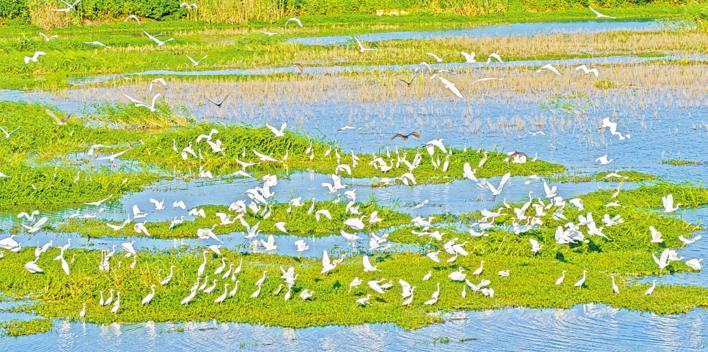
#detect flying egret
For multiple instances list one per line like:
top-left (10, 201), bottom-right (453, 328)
top-left (186, 55), bottom-right (207, 66)
top-left (537, 64), bottom-right (561, 76)
top-left (486, 53), bottom-right (503, 64)
top-left (596, 154), bottom-right (613, 165)
top-left (353, 36), bottom-right (377, 52)
top-left (661, 194), bottom-right (680, 213)
top-left (53, 0), bottom-right (81, 13)
top-left (266, 122), bottom-right (287, 137)
top-left (39, 32), bottom-right (57, 41)
top-left (461, 51), bottom-right (476, 63)
top-left (285, 17), bottom-right (303, 27)
top-left (437, 76), bottom-right (463, 99)
top-left (124, 93), bottom-right (162, 112)
top-left (24, 51), bottom-right (46, 64)
top-left (143, 31), bottom-right (173, 46)
top-left (588, 6), bottom-right (615, 18)
top-left (575, 65), bottom-right (599, 77)
top-left (426, 52), bottom-right (443, 63)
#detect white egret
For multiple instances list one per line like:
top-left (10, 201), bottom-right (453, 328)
top-left (285, 17), bottom-right (303, 27)
top-left (555, 270), bottom-right (566, 285)
top-left (589, 6), bottom-right (615, 18)
top-left (141, 285), bottom-right (156, 305)
top-left (662, 194), bottom-right (680, 213)
top-left (644, 280), bottom-right (656, 295)
top-left (143, 31), bottom-right (173, 46)
top-left (362, 255), bottom-right (378, 272)
top-left (574, 270), bottom-right (587, 288)
top-left (186, 55), bottom-right (207, 66)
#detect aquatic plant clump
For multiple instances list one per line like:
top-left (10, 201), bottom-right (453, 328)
top-left (0, 318), bottom-right (53, 337)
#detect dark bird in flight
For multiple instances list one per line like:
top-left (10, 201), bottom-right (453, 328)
top-left (398, 75), bottom-right (418, 86)
top-left (45, 109), bottom-right (72, 125)
top-left (207, 95), bottom-right (229, 108)
top-left (391, 131), bottom-right (421, 141)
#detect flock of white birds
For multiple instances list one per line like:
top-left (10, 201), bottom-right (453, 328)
top-left (4, 3), bottom-right (703, 319)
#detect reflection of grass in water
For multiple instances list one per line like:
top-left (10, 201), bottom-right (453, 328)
top-left (59, 201), bottom-right (412, 239)
top-left (0, 318), bottom-right (53, 337)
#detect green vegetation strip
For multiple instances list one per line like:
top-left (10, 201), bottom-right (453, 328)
top-left (0, 3), bottom-right (704, 89)
top-left (0, 318), bottom-right (53, 337)
top-left (661, 159), bottom-right (703, 166)
top-left (0, 184), bottom-right (704, 331)
top-left (59, 201), bottom-right (411, 238)
top-left (552, 171), bottom-right (658, 183)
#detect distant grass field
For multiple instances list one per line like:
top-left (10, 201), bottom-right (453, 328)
top-left (0, 2), bottom-right (704, 89)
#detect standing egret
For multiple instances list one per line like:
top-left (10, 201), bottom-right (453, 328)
top-left (197, 251), bottom-right (208, 277)
top-left (574, 270), bottom-right (587, 288)
top-left (424, 283), bottom-right (440, 305)
top-left (644, 280), bottom-right (656, 295)
top-left (141, 285), bottom-right (155, 305)
top-left (79, 303), bottom-right (86, 319)
top-left (215, 284), bottom-right (229, 303)
top-left (111, 292), bottom-right (121, 314)
top-left (161, 265), bottom-right (175, 286)
top-left (555, 271), bottom-right (566, 285)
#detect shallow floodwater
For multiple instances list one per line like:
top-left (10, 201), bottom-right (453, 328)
top-left (66, 54), bottom-right (704, 85)
top-left (1, 18), bottom-right (706, 351)
top-left (0, 304), bottom-right (704, 352)
top-left (289, 20), bottom-right (665, 46)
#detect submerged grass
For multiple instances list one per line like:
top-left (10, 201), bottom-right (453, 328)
top-left (0, 318), bottom-right (53, 337)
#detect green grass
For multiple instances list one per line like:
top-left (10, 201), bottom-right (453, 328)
top-left (59, 201), bottom-right (411, 238)
top-left (0, 2), bottom-right (704, 89)
top-left (661, 159), bottom-right (703, 166)
top-left (0, 318), bottom-right (53, 337)
top-left (0, 183), bottom-right (704, 330)
top-left (552, 170), bottom-right (659, 183)
top-left (0, 247), bottom-right (704, 330)
top-left (0, 164), bottom-right (159, 212)
top-left (0, 101), bottom-right (564, 212)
